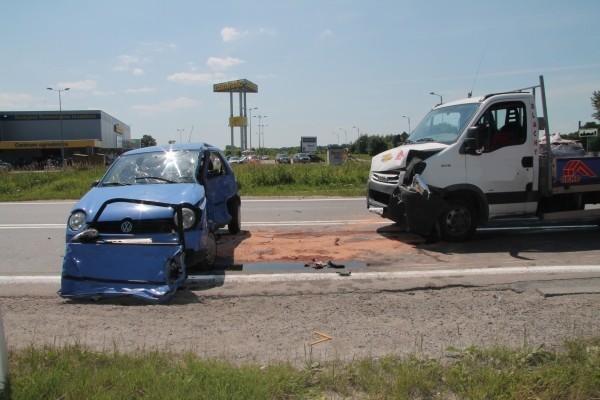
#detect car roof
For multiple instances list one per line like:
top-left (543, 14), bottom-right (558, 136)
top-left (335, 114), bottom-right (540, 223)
top-left (123, 142), bottom-right (218, 156)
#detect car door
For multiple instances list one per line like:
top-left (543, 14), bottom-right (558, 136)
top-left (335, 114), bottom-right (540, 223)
top-left (201, 150), bottom-right (236, 229)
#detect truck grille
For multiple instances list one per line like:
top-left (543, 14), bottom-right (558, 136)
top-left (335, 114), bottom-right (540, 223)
top-left (371, 170), bottom-right (401, 185)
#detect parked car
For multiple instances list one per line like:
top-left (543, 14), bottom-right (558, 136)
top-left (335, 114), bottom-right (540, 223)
top-left (60, 143), bottom-right (241, 303)
top-left (292, 153), bottom-right (310, 163)
top-left (308, 154), bottom-right (324, 163)
top-left (228, 156), bottom-right (245, 164)
top-left (0, 160), bottom-right (12, 171)
top-left (275, 153), bottom-right (290, 164)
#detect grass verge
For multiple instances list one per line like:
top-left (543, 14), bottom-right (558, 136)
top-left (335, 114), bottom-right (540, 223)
top-left (0, 162), bottom-right (371, 201)
top-left (2, 338), bottom-right (598, 399)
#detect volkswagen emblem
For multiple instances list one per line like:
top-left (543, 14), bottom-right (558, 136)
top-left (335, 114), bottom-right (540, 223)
top-left (120, 220), bottom-right (133, 233)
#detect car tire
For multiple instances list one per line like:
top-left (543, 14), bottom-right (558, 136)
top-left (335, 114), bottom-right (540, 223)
top-left (438, 197), bottom-right (477, 242)
top-left (227, 197), bottom-right (241, 234)
top-left (201, 231), bottom-right (217, 269)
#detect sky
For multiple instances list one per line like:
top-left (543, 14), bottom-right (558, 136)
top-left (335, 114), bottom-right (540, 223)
top-left (1, 0), bottom-right (600, 149)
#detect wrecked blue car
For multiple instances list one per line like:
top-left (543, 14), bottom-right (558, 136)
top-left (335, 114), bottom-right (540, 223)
top-left (60, 143), bottom-right (241, 303)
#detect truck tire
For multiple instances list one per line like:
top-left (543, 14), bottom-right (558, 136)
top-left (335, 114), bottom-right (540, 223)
top-left (438, 198), bottom-right (477, 242)
top-left (227, 197), bottom-right (241, 234)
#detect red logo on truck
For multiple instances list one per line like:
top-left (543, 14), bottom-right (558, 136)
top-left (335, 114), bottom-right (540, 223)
top-left (560, 160), bottom-right (597, 184)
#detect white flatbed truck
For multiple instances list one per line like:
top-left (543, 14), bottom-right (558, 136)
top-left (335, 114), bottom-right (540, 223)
top-left (366, 76), bottom-right (600, 242)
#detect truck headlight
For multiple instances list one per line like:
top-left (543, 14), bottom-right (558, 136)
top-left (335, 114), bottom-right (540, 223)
top-left (68, 211), bottom-right (87, 231)
top-left (173, 207), bottom-right (196, 230)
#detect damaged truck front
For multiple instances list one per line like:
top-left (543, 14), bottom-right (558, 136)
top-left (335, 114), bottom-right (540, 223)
top-left (367, 75), bottom-right (600, 242)
top-left (60, 142), bottom-right (241, 303)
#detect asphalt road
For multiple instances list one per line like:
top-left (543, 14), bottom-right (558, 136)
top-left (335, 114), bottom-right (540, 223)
top-left (1, 197), bottom-right (600, 282)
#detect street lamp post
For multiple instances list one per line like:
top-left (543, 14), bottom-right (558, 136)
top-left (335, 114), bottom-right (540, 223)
top-left (429, 91), bottom-right (443, 105)
top-left (247, 107), bottom-right (257, 149)
top-left (402, 115), bottom-right (411, 134)
top-left (339, 128), bottom-right (347, 144)
top-left (46, 87), bottom-right (70, 166)
top-left (253, 115), bottom-right (267, 150)
top-left (331, 131), bottom-right (339, 145)
top-left (176, 128), bottom-right (185, 144)
top-left (352, 126), bottom-right (360, 140)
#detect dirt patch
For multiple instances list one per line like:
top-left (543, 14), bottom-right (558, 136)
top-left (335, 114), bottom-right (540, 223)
top-left (216, 226), bottom-right (421, 267)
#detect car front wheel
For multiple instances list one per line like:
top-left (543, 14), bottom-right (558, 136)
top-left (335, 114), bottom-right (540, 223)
top-left (201, 231), bottom-right (217, 269)
top-left (227, 198), bottom-right (241, 234)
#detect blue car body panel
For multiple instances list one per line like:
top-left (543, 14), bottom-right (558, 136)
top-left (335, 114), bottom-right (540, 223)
top-left (61, 242), bottom-right (186, 303)
top-left (59, 143), bottom-right (239, 304)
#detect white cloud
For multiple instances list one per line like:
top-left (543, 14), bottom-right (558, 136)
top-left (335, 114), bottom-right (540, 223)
top-left (56, 80), bottom-right (97, 91)
top-left (0, 92), bottom-right (32, 108)
top-left (91, 90), bottom-right (116, 97)
top-left (133, 68), bottom-right (144, 76)
top-left (206, 56), bottom-right (245, 71)
top-left (320, 30), bottom-right (333, 39)
top-left (114, 54), bottom-right (140, 72)
top-left (167, 71), bottom-right (227, 85)
top-left (221, 26), bottom-right (248, 42)
top-left (125, 87), bottom-right (157, 94)
top-left (131, 97), bottom-right (202, 114)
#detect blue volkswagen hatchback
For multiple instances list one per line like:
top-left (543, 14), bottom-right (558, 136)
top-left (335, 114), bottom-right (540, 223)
top-left (60, 143), bottom-right (241, 303)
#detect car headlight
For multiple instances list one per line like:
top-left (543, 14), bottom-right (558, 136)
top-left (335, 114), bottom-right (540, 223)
top-left (173, 207), bottom-right (196, 230)
top-left (68, 211), bottom-right (87, 231)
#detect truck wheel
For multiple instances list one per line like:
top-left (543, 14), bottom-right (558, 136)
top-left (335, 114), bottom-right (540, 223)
top-left (438, 198), bottom-right (477, 242)
top-left (227, 198), bottom-right (241, 234)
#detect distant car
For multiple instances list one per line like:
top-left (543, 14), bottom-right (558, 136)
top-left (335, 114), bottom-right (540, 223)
top-left (261, 155), bottom-right (269, 160)
top-left (228, 156), bottom-right (245, 164)
top-left (0, 160), bottom-right (13, 171)
top-left (292, 153), bottom-right (310, 163)
top-left (275, 154), bottom-right (290, 164)
top-left (60, 143), bottom-right (241, 303)
top-left (308, 154), bottom-right (324, 163)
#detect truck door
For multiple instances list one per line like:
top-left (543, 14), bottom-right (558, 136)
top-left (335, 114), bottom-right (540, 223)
top-left (465, 101), bottom-right (535, 216)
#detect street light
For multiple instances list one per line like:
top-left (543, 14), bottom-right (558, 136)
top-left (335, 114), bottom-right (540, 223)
top-left (176, 128), bottom-right (185, 143)
top-left (331, 131), bottom-right (339, 145)
top-left (46, 87), bottom-right (70, 166)
top-left (352, 126), bottom-right (360, 140)
top-left (253, 115), bottom-right (267, 150)
top-left (339, 127), bottom-right (347, 144)
top-left (246, 107), bottom-right (257, 148)
top-left (429, 91), bottom-right (443, 105)
top-left (402, 115), bottom-right (411, 134)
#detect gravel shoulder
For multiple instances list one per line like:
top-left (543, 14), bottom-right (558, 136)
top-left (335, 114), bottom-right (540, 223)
top-left (2, 227), bottom-right (599, 366)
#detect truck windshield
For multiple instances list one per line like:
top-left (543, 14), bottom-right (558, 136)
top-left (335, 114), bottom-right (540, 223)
top-left (101, 150), bottom-right (200, 186)
top-left (407, 103), bottom-right (480, 144)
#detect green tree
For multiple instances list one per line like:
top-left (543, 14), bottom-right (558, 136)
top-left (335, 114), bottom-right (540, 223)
top-left (367, 136), bottom-right (389, 156)
top-left (591, 90), bottom-right (600, 121)
top-left (141, 135), bottom-right (156, 147)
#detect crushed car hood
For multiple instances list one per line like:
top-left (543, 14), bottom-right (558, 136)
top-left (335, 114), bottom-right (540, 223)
top-left (370, 142), bottom-right (448, 172)
top-left (73, 183), bottom-right (205, 219)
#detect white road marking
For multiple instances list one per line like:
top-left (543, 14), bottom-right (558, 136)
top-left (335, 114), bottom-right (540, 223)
top-left (2, 265), bottom-right (599, 285)
top-left (0, 219), bottom-right (387, 230)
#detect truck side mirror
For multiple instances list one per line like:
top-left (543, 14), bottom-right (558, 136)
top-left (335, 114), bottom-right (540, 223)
top-left (462, 126), bottom-right (483, 155)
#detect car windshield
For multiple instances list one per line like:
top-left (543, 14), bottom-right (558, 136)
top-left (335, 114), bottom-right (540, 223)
top-left (100, 149), bottom-right (200, 186)
top-left (407, 103), bottom-right (480, 144)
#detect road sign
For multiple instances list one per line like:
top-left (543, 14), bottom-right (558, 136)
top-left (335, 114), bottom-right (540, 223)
top-left (579, 128), bottom-right (598, 138)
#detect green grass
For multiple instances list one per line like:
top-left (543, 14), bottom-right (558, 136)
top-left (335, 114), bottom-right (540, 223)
top-left (2, 338), bottom-right (598, 399)
top-left (0, 162), bottom-right (371, 201)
